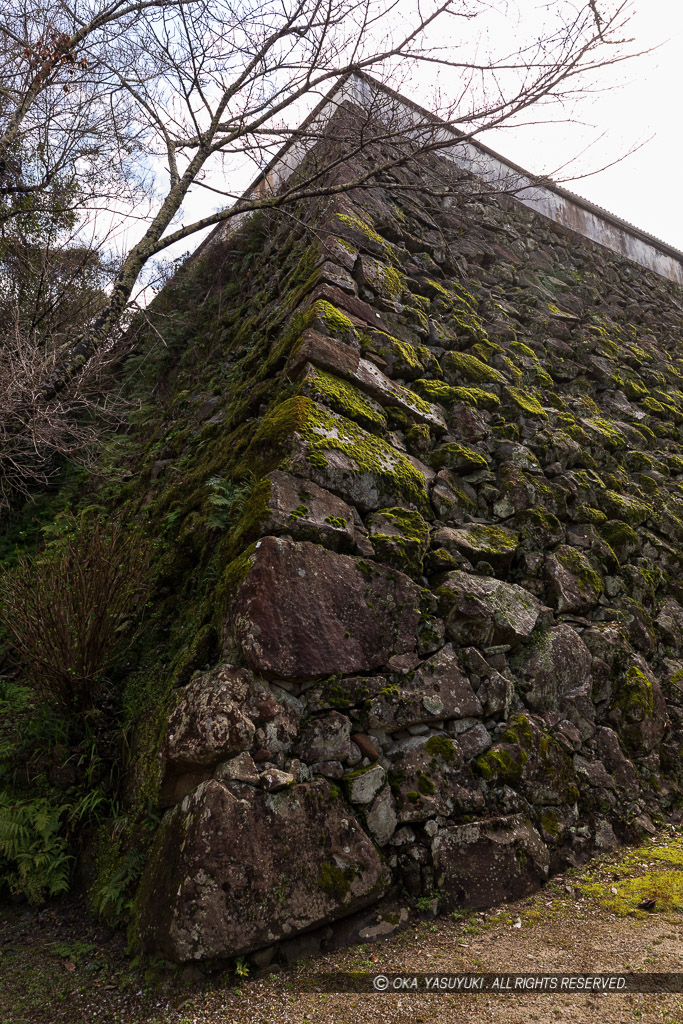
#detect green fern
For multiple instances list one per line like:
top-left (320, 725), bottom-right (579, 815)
top-left (205, 474), bottom-right (255, 531)
top-left (90, 847), bottom-right (147, 926)
top-left (0, 792), bottom-right (71, 904)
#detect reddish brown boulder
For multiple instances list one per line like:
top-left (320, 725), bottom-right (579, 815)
top-left (230, 536), bottom-right (421, 680)
top-left (133, 779), bottom-right (389, 962)
top-left (432, 814), bottom-right (550, 908)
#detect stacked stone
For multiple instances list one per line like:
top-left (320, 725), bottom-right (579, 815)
top-left (133, 136), bottom-right (683, 963)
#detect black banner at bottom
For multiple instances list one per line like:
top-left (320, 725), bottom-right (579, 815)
top-left (294, 973), bottom-right (683, 994)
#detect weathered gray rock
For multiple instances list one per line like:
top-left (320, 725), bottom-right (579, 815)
top-left (231, 537), bottom-right (421, 680)
top-left (430, 470), bottom-right (477, 525)
top-left (360, 644), bottom-right (482, 732)
top-left (511, 624), bottom-right (595, 738)
top-left (343, 764), bottom-right (386, 804)
top-left (432, 814), bottom-right (550, 908)
top-left (656, 598), bottom-right (683, 649)
top-left (255, 470), bottom-right (357, 551)
top-left (295, 711), bottom-right (352, 763)
top-left (439, 571), bottom-right (543, 647)
top-left (260, 768), bottom-right (295, 791)
top-left (595, 727), bottom-right (640, 797)
top-left (134, 779), bottom-right (390, 962)
top-left (458, 723), bottom-right (493, 760)
top-left (477, 669), bottom-right (514, 717)
top-left (365, 786), bottom-right (398, 845)
top-left (163, 665), bottom-right (255, 778)
top-left (215, 751), bottom-right (260, 785)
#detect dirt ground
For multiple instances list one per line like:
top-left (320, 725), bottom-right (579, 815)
top-left (3, 829), bottom-right (683, 1024)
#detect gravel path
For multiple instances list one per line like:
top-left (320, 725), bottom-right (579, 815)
top-left (3, 832), bottom-right (683, 1024)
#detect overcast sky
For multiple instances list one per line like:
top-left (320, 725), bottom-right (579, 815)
top-left (152, 0), bottom-right (683, 272)
top-left (482, 1), bottom-right (683, 249)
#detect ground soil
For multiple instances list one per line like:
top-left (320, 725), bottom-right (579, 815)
top-left (2, 831), bottom-right (683, 1024)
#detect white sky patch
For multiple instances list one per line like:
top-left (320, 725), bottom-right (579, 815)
top-left (133, 0), bottom-right (683, 280)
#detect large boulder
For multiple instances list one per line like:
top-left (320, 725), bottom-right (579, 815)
top-left (510, 624), bottom-right (595, 738)
top-left (230, 536), bottom-right (422, 680)
top-left (360, 643), bottom-right (482, 732)
top-left (438, 571), bottom-right (543, 647)
top-left (432, 814), bottom-right (550, 908)
top-left (134, 779), bottom-right (390, 962)
top-left (164, 665), bottom-right (255, 771)
top-left (253, 470), bottom-right (358, 552)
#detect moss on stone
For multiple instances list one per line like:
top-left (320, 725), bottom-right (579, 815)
top-left (381, 264), bottom-right (406, 300)
top-left (318, 860), bottom-right (355, 901)
top-left (615, 664), bottom-right (655, 718)
top-left (475, 745), bottom-right (528, 782)
top-left (556, 547), bottom-right (604, 598)
top-left (365, 331), bottom-right (424, 378)
top-left (424, 734), bottom-right (458, 764)
top-left (461, 523), bottom-right (519, 557)
top-left (417, 771), bottom-right (436, 795)
top-left (334, 211), bottom-right (395, 259)
top-left (442, 351), bottom-right (506, 386)
top-left (600, 490), bottom-right (650, 525)
top-left (172, 623), bottom-right (219, 688)
top-left (301, 367), bottom-right (387, 431)
top-left (575, 505), bottom-right (607, 524)
top-left (244, 396), bottom-right (429, 512)
top-left (304, 299), bottom-right (356, 342)
top-left (412, 378), bottom-right (461, 405)
top-left (324, 515), bottom-right (347, 529)
top-left (214, 543), bottom-right (258, 619)
top-left (599, 519), bottom-right (638, 560)
top-left (540, 810), bottom-right (560, 839)
top-left (505, 386), bottom-right (547, 418)
top-left (430, 442), bottom-right (489, 473)
top-left (580, 416), bottom-right (627, 450)
top-left (368, 506), bottom-right (430, 574)
top-left (501, 715), bottom-right (535, 750)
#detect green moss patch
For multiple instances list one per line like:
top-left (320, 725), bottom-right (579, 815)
top-left (430, 442), bottom-right (489, 473)
top-left (442, 351), bottom-right (507, 386)
top-left (577, 830), bottom-right (683, 918)
top-left (505, 386), bottom-right (548, 418)
top-left (300, 367), bottom-right (387, 431)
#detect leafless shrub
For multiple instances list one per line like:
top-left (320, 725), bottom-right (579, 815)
top-left (0, 323), bottom-right (132, 513)
top-left (0, 512), bottom-right (152, 713)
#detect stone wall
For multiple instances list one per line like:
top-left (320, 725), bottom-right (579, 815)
top-left (132, 118), bottom-right (683, 964)
top-left (223, 74), bottom-right (683, 286)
